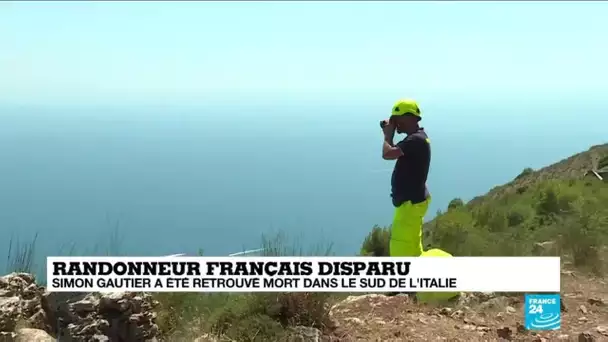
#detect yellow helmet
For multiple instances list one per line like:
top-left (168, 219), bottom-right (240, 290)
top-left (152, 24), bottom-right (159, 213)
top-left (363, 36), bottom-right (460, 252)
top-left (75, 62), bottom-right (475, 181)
top-left (391, 99), bottom-right (421, 119)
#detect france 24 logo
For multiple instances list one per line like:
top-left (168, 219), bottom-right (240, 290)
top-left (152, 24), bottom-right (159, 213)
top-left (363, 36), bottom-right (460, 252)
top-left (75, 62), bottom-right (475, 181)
top-left (524, 294), bottom-right (561, 330)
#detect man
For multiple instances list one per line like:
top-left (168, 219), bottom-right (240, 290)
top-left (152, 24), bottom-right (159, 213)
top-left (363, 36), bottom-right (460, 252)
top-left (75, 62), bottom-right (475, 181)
top-left (381, 99), bottom-right (431, 258)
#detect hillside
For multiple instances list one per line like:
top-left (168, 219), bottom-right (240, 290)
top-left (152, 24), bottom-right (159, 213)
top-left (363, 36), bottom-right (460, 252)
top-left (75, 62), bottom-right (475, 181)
top-left (466, 143), bottom-right (608, 207)
top-left (414, 143), bottom-right (608, 269)
top-left (2, 143), bottom-right (608, 342)
top-left (354, 143), bottom-right (608, 340)
top-left (362, 143), bottom-right (608, 264)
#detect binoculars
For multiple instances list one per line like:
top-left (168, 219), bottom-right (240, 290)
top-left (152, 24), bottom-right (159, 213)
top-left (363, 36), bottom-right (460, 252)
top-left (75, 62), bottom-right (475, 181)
top-left (380, 120), bottom-right (388, 128)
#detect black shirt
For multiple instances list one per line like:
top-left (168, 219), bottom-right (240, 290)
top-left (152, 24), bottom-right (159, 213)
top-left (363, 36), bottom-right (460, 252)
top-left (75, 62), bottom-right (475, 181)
top-left (390, 128), bottom-right (431, 207)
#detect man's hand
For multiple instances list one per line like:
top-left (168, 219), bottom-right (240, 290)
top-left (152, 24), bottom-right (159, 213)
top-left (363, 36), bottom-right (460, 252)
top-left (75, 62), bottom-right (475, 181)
top-left (381, 120), bottom-right (403, 160)
top-left (381, 119), bottom-right (395, 138)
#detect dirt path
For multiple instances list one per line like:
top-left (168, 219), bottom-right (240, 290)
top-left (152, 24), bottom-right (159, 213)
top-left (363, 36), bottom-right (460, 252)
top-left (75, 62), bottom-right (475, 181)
top-left (327, 269), bottom-right (608, 341)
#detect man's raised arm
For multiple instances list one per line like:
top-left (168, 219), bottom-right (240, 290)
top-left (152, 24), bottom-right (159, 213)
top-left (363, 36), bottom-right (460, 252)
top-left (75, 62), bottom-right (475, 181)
top-left (382, 127), bottom-right (404, 160)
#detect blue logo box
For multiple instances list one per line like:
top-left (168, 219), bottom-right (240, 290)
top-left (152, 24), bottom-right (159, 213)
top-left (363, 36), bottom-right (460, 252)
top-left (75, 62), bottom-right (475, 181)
top-left (524, 294), bottom-right (561, 330)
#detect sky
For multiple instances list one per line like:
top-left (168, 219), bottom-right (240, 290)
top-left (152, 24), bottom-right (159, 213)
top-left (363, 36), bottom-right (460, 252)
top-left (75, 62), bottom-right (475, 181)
top-left (1, 1), bottom-right (608, 105)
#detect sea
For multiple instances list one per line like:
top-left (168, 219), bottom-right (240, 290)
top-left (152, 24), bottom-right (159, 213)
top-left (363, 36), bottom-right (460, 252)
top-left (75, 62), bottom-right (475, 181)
top-left (0, 95), bottom-right (606, 275)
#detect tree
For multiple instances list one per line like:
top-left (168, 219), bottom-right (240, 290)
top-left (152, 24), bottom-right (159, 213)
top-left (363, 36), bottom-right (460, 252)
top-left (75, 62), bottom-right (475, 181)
top-left (448, 198), bottom-right (464, 211)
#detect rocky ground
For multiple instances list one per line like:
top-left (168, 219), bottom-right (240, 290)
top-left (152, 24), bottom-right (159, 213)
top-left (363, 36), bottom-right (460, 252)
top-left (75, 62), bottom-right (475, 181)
top-left (1, 269), bottom-right (606, 342)
top-left (327, 269), bottom-right (608, 341)
top-left (0, 273), bottom-right (159, 342)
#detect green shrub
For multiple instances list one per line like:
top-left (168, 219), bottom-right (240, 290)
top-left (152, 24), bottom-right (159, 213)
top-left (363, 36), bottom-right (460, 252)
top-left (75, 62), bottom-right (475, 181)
top-left (154, 233), bottom-right (336, 340)
top-left (447, 198), bottom-right (465, 210)
top-left (557, 198), bottom-right (608, 273)
top-left (359, 225), bottom-right (390, 256)
top-left (253, 292), bottom-right (332, 328)
top-left (536, 185), bottom-right (561, 217)
top-left (507, 207), bottom-right (527, 227)
top-left (486, 210), bottom-right (508, 233)
top-left (426, 209), bottom-right (489, 256)
top-left (368, 178), bottom-right (608, 269)
top-left (515, 167), bottom-right (534, 180)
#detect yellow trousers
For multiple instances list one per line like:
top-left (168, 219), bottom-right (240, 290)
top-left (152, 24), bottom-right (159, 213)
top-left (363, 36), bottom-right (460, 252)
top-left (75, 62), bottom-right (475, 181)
top-left (389, 198), bottom-right (430, 257)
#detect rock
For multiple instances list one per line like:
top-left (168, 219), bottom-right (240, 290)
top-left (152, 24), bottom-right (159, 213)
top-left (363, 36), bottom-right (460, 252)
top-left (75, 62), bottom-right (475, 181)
top-left (325, 317), bottom-right (339, 331)
top-left (440, 307), bottom-right (452, 315)
top-left (14, 328), bottom-right (54, 342)
top-left (588, 298), bottom-right (605, 306)
top-left (289, 326), bottom-right (322, 342)
top-left (57, 292), bottom-right (160, 341)
top-left (597, 326), bottom-right (608, 336)
top-left (497, 326), bottom-right (512, 340)
top-left (70, 298), bottom-right (98, 314)
top-left (40, 291), bottom-right (87, 334)
top-left (343, 317), bottom-right (364, 325)
top-left (193, 333), bottom-right (219, 342)
top-left (478, 292), bottom-right (496, 301)
top-left (0, 273), bottom-right (49, 332)
top-left (98, 292), bottom-right (132, 312)
top-left (456, 292), bottom-right (502, 308)
top-left (561, 301), bottom-right (567, 312)
top-left (456, 293), bottom-right (476, 306)
top-left (506, 306), bottom-right (516, 314)
top-left (579, 316), bottom-right (589, 322)
top-left (579, 305), bottom-right (588, 314)
top-left (557, 335), bottom-right (569, 340)
top-left (531, 337), bottom-right (548, 342)
top-left (578, 332), bottom-right (595, 342)
top-left (1, 272), bottom-right (160, 342)
top-left (561, 270), bottom-right (575, 277)
top-left (0, 296), bottom-right (21, 331)
top-left (532, 241), bottom-right (557, 255)
top-left (451, 310), bottom-right (464, 319)
top-left (515, 322), bottom-right (525, 333)
top-left (479, 297), bottom-right (510, 311)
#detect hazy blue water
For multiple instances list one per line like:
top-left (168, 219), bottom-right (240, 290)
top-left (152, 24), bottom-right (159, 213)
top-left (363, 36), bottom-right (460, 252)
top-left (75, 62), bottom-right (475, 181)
top-left (0, 98), bottom-right (606, 274)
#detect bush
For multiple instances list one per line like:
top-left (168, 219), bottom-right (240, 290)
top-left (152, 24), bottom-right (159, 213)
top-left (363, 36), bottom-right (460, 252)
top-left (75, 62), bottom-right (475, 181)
top-left (374, 178), bottom-right (608, 268)
top-left (154, 233), bottom-right (336, 341)
top-left (254, 292), bottom-right (332, 328)
top-left (536, 185), bottom-right (561, 217)
top-left (473, 205), bottom-right (507, 232)
top-left (507, 206), bottom-right (528, 227)
top-left (447, 198), bottom-right (464, 210)
top-left (515, 167), bottom-right (534, 180)
top-left (359, 225), bottom-right (390, 256)
top-left (206, 294), bottom-right (288, 341)
top-left (426, 209), bottom-right (489, 256)
top-left (557, 197), bottom-right (608, 273)
top-left (486, 210), bottom-right (508, 233)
